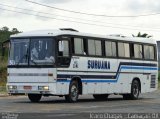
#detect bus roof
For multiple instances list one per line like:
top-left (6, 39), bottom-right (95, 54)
top-left (11, 29), bottom-right (156, 44)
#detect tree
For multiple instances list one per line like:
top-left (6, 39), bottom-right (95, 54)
top-left (0, 26), bottom-right (21, 42)
top-left (12, 28), bottom-right (19, 34)
top-left (132, 32), bottom-right (152, 38)
top-left (1, 26), bottom-right (9, 32)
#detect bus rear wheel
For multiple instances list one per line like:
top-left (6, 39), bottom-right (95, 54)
top-left (65, 80), bottom-right (79, 103)
top-left (28, 94), bottom-right (42, 102)
top-left (123, 80), bottom-right (140, 100)
top-left (93, 94), bottom-right (109, 100)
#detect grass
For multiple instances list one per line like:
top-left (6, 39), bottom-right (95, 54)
top-left (0, 56), bottom-right (7, 94)
top-left (0, 86), bottom-right (6, 94)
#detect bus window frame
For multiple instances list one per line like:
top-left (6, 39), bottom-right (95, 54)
top-left (8, 36), bottom-right (56, 68)
top-left (117, 41), bottom-right (131, 59)
top-left (104, 40), bottom-right (117, 58)
top-left (55, 35), bottom-right (157, 61)
top-left (55, 36), bottom-right (72, 68)
top-left (87, 38), bottom-right (103, 57)
top-left (130, 42), bottom-right (143, 60)
top-left (143, 44), bottom-right (157, 61)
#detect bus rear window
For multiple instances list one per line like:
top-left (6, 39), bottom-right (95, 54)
top-left (144, 45), bottom-right (155, 60)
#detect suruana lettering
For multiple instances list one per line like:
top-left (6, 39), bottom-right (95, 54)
top-left (88, 60), bottom-right (110, 69)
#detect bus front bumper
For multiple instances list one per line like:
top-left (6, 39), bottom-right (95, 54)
top-left (7, 83), bottom-right (56, 95)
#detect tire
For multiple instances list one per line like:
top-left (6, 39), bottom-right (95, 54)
top-left (65, 80), bottom-right (79, 103)
top-left (28, 94), bottom-right (42, 102)
top-left (123, 80), bottom-right (140, 100)
top-left (93, 94), bottom-right (109, 100)
top-left (130, 80), bottom-right (140, 100)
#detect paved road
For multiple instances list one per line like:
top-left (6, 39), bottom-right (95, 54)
top-left (0, 90), bottom-right (160, 119)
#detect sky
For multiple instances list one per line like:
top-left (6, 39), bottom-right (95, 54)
top-left (1, 0), bottom-right (160, 40)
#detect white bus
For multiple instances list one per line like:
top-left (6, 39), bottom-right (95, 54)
top-left (7, 28), bottom-right (158, 102)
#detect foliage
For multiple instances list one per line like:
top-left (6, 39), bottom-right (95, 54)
top-left (0, 26), bottom-right (21, 42)
top-left (0, 59), bottom-right (7, 86)
top-left (132, 32), bottom-right (152, 38)
top-left (0, 26), bottom-right (21, 87)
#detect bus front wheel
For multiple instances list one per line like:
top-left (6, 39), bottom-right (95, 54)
top-left (28, 94), bottom-right (42, 102)
top-left (65, 80), bottom-right (79, 103)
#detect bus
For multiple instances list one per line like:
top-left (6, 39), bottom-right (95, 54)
top-left (7, 28), bottom-right (158, 102)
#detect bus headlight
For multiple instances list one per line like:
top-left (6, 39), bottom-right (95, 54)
top-left (8, 85), bottom-right (17, 90)
top-left (38, 86), bottom-right (49, 90)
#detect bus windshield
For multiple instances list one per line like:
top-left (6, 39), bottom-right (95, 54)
top-left (9, 38), bottom-right (55, 66)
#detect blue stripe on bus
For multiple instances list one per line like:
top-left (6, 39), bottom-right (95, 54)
top-left (81, 66), bottom-right (157, 83)
top-left (57, 66), bottom-right (157, 79)
top-left (121, 66), bottom-right (157, 70)
top-left (57, 63), bottom-right (158, 83)
top-left (81, 79), bottom-right (118, 83)
top-left (57, 66), bottom-right (157, 83)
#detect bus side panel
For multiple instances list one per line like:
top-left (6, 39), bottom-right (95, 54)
top-left (82, 83), bottom-right (88, 94)
top-left (115, 59), bottom-right (132, 94)
top-left (56, 82), bottom-right (69, 95)
top-left (141, 61), bottom-right (158, 93)
top-left (87, 82), bottom-right (101, 94)
top-left (119, 73), bottom-right (132, 93)
top-left (71, 56), bottom-right (89, 94)
top-left (131, 60), bottom-right (158, 93)
top-left (107, 83), bottom-right (116, 94)
top-left (149, 61), bottom-right (158, 92)
top-left (101, 58), bottom-right (118, 94)
top-left (87, 57), bottom-right (102, 94)
top-left (142, 74), bottom-right (151, 93)
top-left (56, 68), bottom-right (71, 95)
top-left (48, 83), bottom-right (57, 94)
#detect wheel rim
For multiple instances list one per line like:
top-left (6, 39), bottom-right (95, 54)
top-left (133, 84), bottom-right (139, 97)
top-left (71, 85), bottom-right (78, 101)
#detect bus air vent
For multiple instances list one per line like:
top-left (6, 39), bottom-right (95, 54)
top-left (150, 75), bottom-right (156, 88)
top-left (59, 28), bottom-right (79, 32)
top-left (109, 34), bottom-right (126, 37)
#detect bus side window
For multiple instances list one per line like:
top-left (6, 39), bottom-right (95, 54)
top-left (73, 38), bottom-right (86, 55)
top-left (58, 40), bottom-right (69, 57)
top-left (105, 41), bottom-right (117, 57)
top-left (144, 45), bottom-right (155, 60)
top-left (130, 43), bottom-right (143, 59)
top-left (118, 42), bottom-right (130, 58)
top-left (134, 44), bottom-right (142, 59)
top-left (57, 39), bottom-right (71, 67)
top-left (88, 39), bottom-right (102, 56)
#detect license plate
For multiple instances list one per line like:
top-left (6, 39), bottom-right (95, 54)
top-left (24, 86), bottom-right (32, 90)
